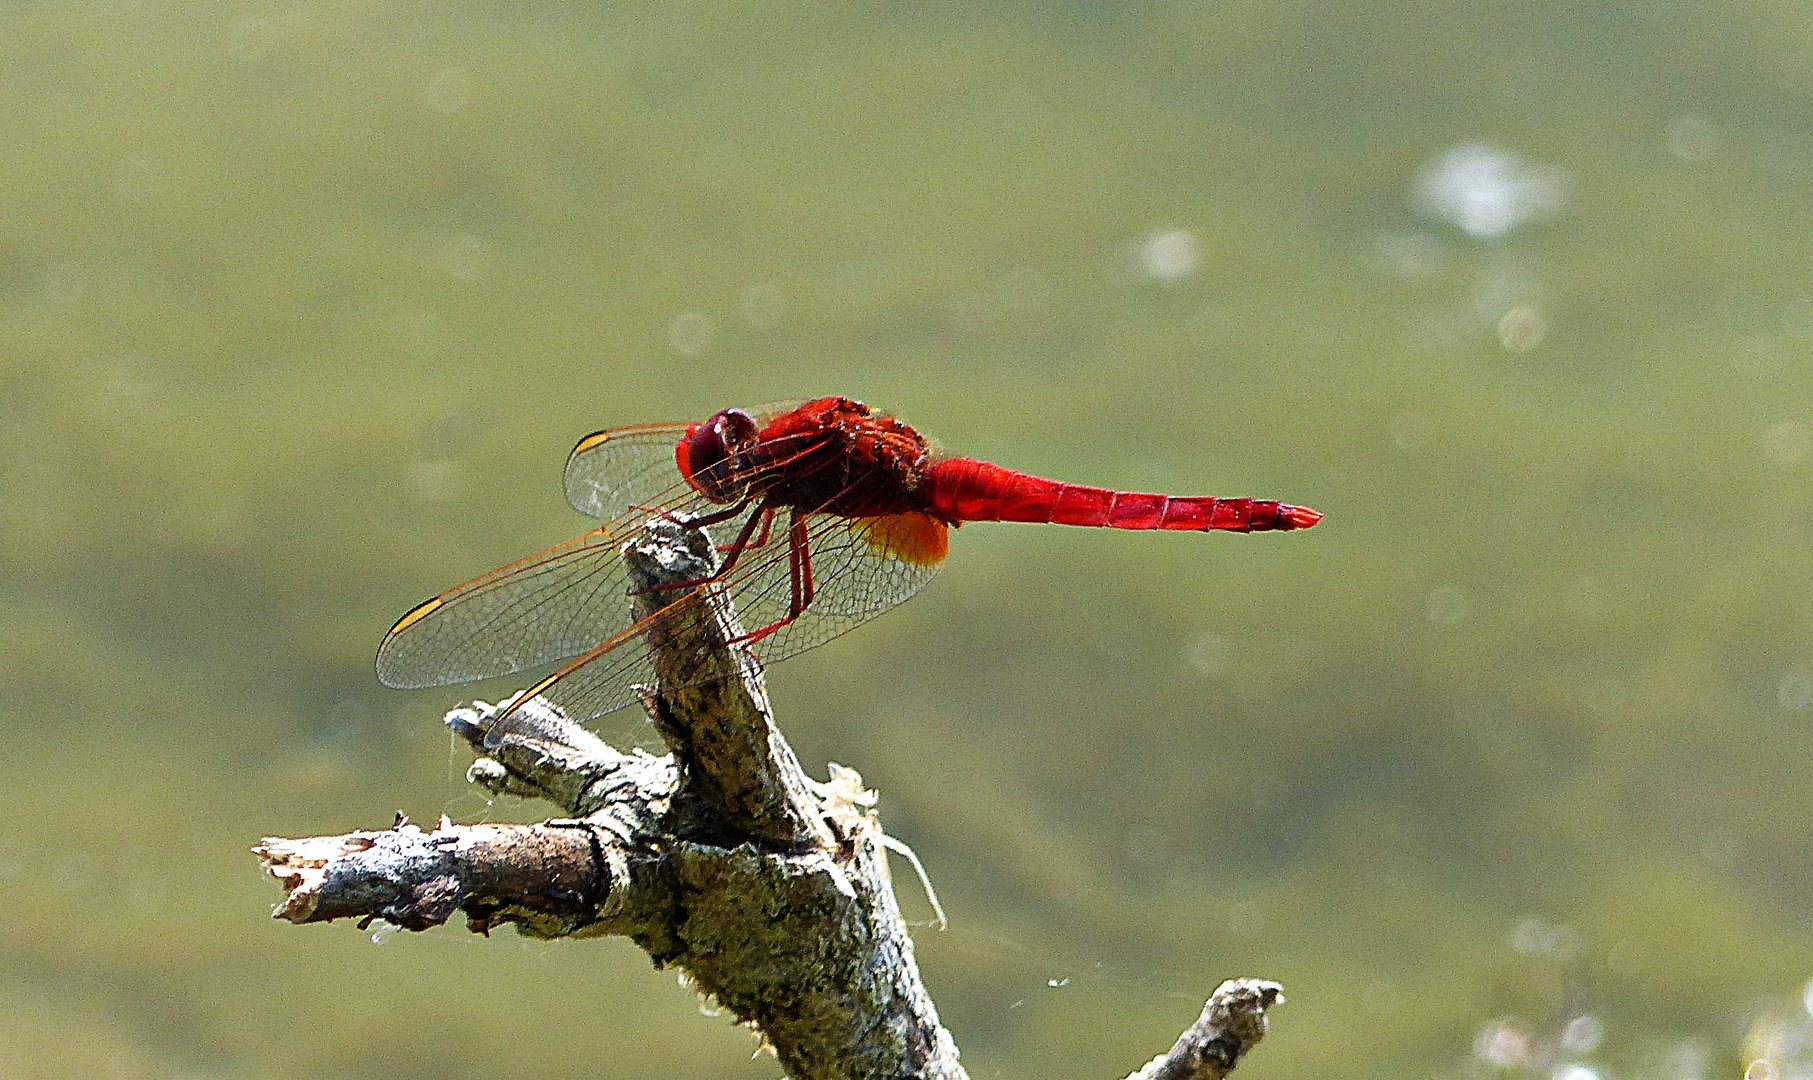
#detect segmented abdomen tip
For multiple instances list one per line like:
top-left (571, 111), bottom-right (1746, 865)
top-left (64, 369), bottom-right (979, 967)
top-left (1284, 505), bottom-right (1323, 530)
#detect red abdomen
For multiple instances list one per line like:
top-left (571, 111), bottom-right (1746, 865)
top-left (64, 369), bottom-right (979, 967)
top-left (923, 458), bottom-right (1321, 533)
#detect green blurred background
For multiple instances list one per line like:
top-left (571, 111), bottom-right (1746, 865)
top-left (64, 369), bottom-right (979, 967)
top-left (5, 1), bottom-right (1813, 1077)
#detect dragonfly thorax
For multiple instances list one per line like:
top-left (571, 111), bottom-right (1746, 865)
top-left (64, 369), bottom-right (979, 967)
top-left (738, 397), bottom-right (936, 519)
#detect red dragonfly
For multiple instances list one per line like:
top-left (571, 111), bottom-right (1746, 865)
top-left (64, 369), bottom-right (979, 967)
top-left (377, 396), bottom-right (1319, 735)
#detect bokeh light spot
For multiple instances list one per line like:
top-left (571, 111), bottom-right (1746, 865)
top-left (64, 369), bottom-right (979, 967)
top-left (1183, 632), bottom-right (1233, 678)
top-left (1561, 1016), bottom-right (1604, 1053)
top-left (1512, 916), bottom-right (1582, 961)
top-left (1497, 306), bottom-right (1547, 353)
top-left (1427, 586), bottom-right (1470, 626)
top-left (1761, 421), bottom-right (1810, 466)
top-left (1777, 670), bottom-right (1813, 712)
top-left (438, 234), bottom-right (490, 281)
top-left (1666, 114), bottom-right (1720, 164)
top-left (426, 67), bottom-right (474, 114)
top-left (1415, 144), bottom-right (1565, 238)
top-left (1141, 230), bottom-right (1200, 282)
top-left (668, 312), bottom-right (715, 356)
top-left (1669, 1040), bottom-right (1712, 1080)
top-left (1475, 1019), bottom-right (1534, 1068)
top-left (741, 283), bottom-right (788, 329)
top-left (1391, 409), bottom-right (1433, 452)
top-left (408, 460), bottom-right (460, 503)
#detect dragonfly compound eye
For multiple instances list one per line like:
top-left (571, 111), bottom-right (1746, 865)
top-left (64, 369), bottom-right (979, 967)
top-left (677, 408), bottom-right (761, 502)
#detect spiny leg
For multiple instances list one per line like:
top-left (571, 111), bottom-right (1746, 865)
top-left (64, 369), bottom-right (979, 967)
top-left (796, 510), bottom-right (816, 612)
top-left (720, 503), bottom-right (775, 555)
top-left (735, 509), bottom-right (816, 648)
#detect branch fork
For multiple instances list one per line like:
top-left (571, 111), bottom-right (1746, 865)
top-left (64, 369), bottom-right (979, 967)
top-left (256, 517), bottom-right (1283, 1079)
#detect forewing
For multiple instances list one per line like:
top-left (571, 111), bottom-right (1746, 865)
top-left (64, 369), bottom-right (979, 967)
top-left (376, 527), bottom-right (639, 689)
top-left (562, 406), bottom-right (807, 519)
top-left (563, 422), bottom-right (693, 518)
top-left (490, 509), bottom-right (946, 728)
top-left (496, 617), bottom-right (663, 728)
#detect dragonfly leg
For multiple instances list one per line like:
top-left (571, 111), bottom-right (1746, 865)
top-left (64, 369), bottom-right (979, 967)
top-left (640, 503), bottom-right (771, 595)
top-left (630, 498), bottom-right (750, 530)
top-left (795, 511), bottom-right (816, 611)
top-left (734, 511), bottom-right (815, 648)
top-left (720, 504), bottom-right (775, 555)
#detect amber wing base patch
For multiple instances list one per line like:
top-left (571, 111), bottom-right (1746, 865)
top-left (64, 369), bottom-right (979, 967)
top-left (852, 511), bottom-right (949, 566)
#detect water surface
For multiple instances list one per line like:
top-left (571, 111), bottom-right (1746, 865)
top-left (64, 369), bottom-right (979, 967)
top-left (4, 2), bottom-right (1812, 1077)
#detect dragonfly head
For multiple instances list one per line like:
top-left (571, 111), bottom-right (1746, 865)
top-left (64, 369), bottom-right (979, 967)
top-left (677, 407), bottom-right (761, 503)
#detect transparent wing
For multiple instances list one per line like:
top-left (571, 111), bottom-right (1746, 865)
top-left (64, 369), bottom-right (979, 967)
top-left (513, 505), bottom-right (946, 727)
top-left (391, 403), bottom-right (944, 733)
top-left (734, 509), bottom-right (946, 626)
top-left (375, 488), bottom-right (722, 689)
top-left (563, 422), bottom-right (694, 518)
top-left (562, 404), bottom-right (808, 519)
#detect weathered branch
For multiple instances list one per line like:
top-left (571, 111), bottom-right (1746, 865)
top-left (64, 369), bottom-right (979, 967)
top-left (256, 517), bottom-right (1284, 1079)
top-left (1124, 980), bottom-right (1284, 1080)
top-left (621, 521), bottom-right (837, 848)
top-left (255, 818), bottom-right (607, 937)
